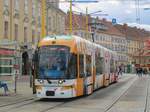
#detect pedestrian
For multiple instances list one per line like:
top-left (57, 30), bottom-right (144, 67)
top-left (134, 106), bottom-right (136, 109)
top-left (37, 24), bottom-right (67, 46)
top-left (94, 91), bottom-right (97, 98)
top-left (139, 67), bottom-right (143, 77)
top-left (136, 67), bottom-right (139, 76)
top-left (0, 81), bottom-right (9, 95)
top-left (117, 65), bottom-right (122, 76)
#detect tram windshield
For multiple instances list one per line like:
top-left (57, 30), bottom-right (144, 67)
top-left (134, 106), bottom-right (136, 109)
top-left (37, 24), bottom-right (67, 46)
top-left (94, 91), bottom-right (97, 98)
top-left (37, 45), bottom-right (76, 79)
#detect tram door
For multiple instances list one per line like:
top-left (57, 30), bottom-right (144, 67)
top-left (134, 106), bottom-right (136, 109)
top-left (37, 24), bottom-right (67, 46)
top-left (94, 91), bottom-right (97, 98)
top-left (79, 54), bottom-right (88, 95)
top-left (77, 54), bottom-right (92, 96)
top-left (77, 54), bottom-right (84, 96)
top-left (84, 55), bottom-right (93, 95)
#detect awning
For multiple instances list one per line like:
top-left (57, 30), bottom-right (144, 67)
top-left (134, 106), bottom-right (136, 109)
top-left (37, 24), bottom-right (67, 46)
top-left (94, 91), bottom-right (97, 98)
top-left (0, 48), bottom-right (14, 56)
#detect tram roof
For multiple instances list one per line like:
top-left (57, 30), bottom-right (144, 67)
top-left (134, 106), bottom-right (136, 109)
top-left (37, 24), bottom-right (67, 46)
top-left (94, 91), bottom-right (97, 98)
top-left (40, 35), bottom-right (117, 56)
top-left (43, 35), bottom-right (73, 40)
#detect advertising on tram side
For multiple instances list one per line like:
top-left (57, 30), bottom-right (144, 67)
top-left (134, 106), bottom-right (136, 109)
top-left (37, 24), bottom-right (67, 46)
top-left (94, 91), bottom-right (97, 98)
top-left (32, 35), bottom-right (119, 98)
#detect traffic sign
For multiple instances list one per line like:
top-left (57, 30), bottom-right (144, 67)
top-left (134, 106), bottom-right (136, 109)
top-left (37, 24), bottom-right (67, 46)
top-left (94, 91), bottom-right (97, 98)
top-left (112, 18), bottom-right (117, 25)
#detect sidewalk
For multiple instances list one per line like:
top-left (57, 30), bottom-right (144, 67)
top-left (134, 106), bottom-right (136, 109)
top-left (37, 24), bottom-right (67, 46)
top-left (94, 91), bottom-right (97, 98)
top-left (0, 76), bottom-right (34, 106)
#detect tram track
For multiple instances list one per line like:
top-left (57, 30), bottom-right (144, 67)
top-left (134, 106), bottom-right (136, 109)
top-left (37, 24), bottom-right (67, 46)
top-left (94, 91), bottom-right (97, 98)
top-left (0, 96), bottom-right (75, 112)
top-left (0, 98), bottom-right (37, 112)
top-left (0, 75), bottom-right (137, 112)
top-left (39, 101), bottom-right (68, 112)
top-left (0, 97), bottom-right (35, 108)
top-left (144, 77), bottom-right (150, 112)
top-left (38, 76), bottom-right (137, 112)
top-left (103, 76), bottom-right (150, 112)
top-left (103, 76), bottom-right (137, 112)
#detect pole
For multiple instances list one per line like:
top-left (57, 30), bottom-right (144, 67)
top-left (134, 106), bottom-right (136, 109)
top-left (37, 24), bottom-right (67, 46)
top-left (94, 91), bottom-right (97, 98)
top-left (15, 70), bottom-right (17, 93)
top-left (41, 0), bottom-right (46, 38)
top-left (69, 0), bottom-right (72, 35)
top-left (10, 0), bottom-right (13, 40)
top-left (46, 6), bottom-right (49, 35)
top-left (86, 7), bottom-right (88, 40)
top-left (14, 44), bottom-right (17, 93)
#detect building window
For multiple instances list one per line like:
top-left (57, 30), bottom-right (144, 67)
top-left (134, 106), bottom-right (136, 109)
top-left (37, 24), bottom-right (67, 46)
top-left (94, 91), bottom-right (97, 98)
top-left (14, 24), bottom-right (18, 41)
top-left (32, 30), bottom-right (35, 43)
top-left (24, 0), bottom-right (28, 15)
top-left (14, 0), bottom-right (19, 11)
top-left (79, 54), bottom-right (84, 78)
top-left (4, 21), bottom-right (9, 39)
top-left (37, 1), bottom-right (41, 26)
top-left (38, 1), bottom-right (41, 17)
top-left (32, 0), bottom-right (36, 18)
top-left (86, 55), bottom-right (92, 76)
top-left (38, 32), bottom-right (40, 42)
top-left (48, 17), bottom-right (51, 31)
top-left (4, 0), bottom-right (9, 7)
top-left (24, 27), bottom-right (27, 42)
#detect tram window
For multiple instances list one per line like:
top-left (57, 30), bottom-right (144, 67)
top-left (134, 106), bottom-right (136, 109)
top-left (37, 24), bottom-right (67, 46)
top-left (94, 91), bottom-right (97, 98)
top-left (79, 54), bottom-right (84, 78)
top-left (86, 55), bottom-right (92, 76)
top-left (67, 54), bottom-right (77, 79)
top-left (96, 55), bottom-right (104, 75)
top-left (110, 59), bottom-right (115, 72)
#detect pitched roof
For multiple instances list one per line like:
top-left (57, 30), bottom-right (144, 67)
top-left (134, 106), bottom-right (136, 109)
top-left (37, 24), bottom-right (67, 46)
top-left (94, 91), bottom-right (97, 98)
top-left (65, 12), bottom-right (89, 31)
top-left (114, 24), bottom-right (150, 41)
top-left (65, 13), bottom-right (150, 40)
top-left (95, 18), bottom-right (125, 37)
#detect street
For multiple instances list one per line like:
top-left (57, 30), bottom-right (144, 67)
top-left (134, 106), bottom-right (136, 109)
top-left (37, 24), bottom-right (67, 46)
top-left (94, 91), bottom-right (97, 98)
top-left (0, 74), bottom-right (150, 112)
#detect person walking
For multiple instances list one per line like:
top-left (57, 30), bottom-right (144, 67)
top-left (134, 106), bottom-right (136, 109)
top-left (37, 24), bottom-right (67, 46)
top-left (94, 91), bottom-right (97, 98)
top-left (136, 67), bottom-right (139, 77)
top-left (119, 65), bottom-right (122, 76)
top-left (139, 67), bottom-right (143, 77)
top-left (0, 81), bottom-right (9, 95)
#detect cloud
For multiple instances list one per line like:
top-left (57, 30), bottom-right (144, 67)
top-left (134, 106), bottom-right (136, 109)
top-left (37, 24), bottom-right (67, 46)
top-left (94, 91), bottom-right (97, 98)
top-left (106, 0), bottom-right (121, 6)
top-left (125, 10), bottom-right (133, 14)
top-left (59, 0), bottom-right (150, 25)
top-left (128, 23), bottom-right (150, 31)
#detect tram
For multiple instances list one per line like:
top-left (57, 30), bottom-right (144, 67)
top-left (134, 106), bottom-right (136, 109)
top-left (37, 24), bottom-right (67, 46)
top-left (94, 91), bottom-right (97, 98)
top-left (33, 35), bottom-right (119, 98)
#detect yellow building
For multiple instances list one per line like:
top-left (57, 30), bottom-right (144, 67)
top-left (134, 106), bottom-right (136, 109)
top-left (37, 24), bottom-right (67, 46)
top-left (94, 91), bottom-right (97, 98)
top-left (47, 4), bottom-right (65, 35)
top-left (0, 0), bottom-right (65, 75)
top-left (0, 0), bottom-right (64, 47)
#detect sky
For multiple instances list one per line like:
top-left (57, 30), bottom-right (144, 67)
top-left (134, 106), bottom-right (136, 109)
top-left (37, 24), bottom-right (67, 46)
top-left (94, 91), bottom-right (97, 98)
top-left (59, 0), bottom-right (150, 31)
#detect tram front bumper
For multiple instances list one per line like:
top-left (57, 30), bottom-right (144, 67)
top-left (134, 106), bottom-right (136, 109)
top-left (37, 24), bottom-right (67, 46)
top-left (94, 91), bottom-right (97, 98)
top-left (36, 86), bottom-right (76, 98)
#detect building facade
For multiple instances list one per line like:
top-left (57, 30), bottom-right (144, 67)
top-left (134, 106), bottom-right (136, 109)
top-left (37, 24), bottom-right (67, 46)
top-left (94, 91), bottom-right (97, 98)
top-left (65, 12), bottom-right (92, 41)
top-left (115, 24), bottom-right (150, 65)
top-left (47, 4), bottom-right (65, 35)
top-left (0, 0), bottom-right (65, 75)
top-left (65, 13), bottom-right (150, 72)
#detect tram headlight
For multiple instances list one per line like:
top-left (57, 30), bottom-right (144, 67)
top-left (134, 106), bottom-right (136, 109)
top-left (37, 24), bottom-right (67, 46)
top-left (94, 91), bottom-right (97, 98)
top-left (58, 80), bottom-right (64, 84)
top-left (38, 79), bottom-right (44, 84)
